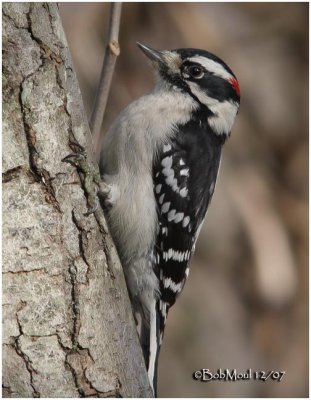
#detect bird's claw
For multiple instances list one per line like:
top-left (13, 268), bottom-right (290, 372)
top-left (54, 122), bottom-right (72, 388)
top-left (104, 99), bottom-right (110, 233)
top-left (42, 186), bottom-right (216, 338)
top-left (83, 202), bottom-right (99, 216)
top-left (62, 144), bottom-right (102, 216)
top-left (97, 181), bottom-right (114, 211)
top-left (62, 152), bottom-right (86, 168)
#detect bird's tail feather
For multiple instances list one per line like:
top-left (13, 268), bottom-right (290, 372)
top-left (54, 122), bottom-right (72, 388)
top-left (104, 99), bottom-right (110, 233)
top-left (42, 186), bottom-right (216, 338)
top-left (140, 300), bottom-right (164, 397)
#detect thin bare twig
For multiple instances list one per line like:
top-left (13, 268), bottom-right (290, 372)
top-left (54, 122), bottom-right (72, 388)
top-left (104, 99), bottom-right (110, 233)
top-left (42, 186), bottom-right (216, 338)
top-left (90, 2), bottom-right (122, 153)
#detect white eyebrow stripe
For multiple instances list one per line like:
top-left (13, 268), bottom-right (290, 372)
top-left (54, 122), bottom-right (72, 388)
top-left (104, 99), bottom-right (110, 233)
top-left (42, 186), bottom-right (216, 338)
top-left (188, 56), bottom-right (233, 81)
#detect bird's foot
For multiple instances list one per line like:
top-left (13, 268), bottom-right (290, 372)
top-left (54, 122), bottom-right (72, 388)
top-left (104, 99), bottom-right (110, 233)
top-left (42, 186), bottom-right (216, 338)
top-left (62, 143), bottom-right (102, 216)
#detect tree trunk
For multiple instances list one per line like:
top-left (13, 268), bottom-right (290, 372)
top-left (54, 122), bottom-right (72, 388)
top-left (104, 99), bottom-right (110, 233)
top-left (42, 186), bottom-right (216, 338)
top-left (2, 3), bottom-right (152, 397)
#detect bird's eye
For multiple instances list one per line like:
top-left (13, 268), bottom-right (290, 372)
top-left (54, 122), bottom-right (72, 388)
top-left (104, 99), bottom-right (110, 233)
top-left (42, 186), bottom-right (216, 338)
top-left (185, 65), bottom-right (204, 79)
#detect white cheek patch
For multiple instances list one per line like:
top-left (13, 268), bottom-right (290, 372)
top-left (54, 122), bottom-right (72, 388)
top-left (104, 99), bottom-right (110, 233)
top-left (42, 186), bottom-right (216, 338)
top-left (208, 100), bottom-right (239, 136)
top-left (187, 81), bottom-right (238, 136)
top-left (188, 56), bottom-right (234, 81)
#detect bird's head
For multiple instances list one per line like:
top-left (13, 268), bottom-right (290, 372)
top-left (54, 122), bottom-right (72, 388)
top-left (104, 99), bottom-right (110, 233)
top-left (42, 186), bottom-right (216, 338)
top-left (137, 43), bottom-right (240, 136)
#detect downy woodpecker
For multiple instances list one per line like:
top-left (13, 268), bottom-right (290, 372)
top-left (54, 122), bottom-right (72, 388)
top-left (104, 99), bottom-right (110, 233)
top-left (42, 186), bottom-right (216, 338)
top-left (99, 43), bottom-right (240, 395)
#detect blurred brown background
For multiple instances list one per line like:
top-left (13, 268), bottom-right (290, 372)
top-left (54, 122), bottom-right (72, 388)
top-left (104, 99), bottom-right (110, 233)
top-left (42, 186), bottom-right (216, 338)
top-left (60, 3), bottom-right (308, 397)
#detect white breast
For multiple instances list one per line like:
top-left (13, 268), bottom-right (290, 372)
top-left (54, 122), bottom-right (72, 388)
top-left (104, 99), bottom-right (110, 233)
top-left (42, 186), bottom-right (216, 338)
top-left (100, 87), bottom-right (197, 305)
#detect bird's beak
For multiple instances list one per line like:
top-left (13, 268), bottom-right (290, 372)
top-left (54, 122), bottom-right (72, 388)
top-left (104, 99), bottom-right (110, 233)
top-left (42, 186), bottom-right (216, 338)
top-left (137, 42), bottom-right (167, 70)
top-left (137, 42), bottom-right (182, 75)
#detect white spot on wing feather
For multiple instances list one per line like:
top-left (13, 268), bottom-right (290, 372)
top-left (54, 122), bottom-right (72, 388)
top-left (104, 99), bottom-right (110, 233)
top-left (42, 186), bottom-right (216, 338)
top-left (163, 277), bottom-right (183, 293)
top-left (174, 212), bottom-right (184, 223)
top-left (163, 248), bottom-right (191, 262)
top-left (163, 144), bottom-right (172, 153)
top-left (161, 156), bottom-right (172, 168)
top-left (161, 202), bottom-right (170, 214)
top-left (163, 167), bottom-right (174, 178)
top-left (165, 175), bottom-right (174, 186)
top-left (180, 168), bottom-right (189, 176)
top-left (155, 184), bottom-right (162, 194)
top-left (182, 216), bottom-right (190, 228)
top-left (179, 187), bottom-right (188, 197)
top-left (167, 209), bottom-right (176, 221)
top-left (162, 226), bottom-right (168, 236)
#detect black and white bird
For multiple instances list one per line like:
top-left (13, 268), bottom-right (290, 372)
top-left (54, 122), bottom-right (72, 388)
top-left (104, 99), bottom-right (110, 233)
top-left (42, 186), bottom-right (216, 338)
top-left (99, 43), bottom-right (240, 395)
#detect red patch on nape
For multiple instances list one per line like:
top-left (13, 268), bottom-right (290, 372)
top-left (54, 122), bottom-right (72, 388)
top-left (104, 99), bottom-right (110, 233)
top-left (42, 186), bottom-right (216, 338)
top-left (229, 77), bottom-right (240, 96)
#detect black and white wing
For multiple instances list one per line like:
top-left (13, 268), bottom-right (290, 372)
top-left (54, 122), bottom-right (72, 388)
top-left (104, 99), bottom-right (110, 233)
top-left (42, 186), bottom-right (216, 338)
top-left (153, 121), bottom-right (224, 342)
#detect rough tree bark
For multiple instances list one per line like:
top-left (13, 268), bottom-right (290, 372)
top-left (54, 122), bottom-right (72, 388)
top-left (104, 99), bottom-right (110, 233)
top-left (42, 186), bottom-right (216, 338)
top-left (2, 3), bottom-right (152, 397)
